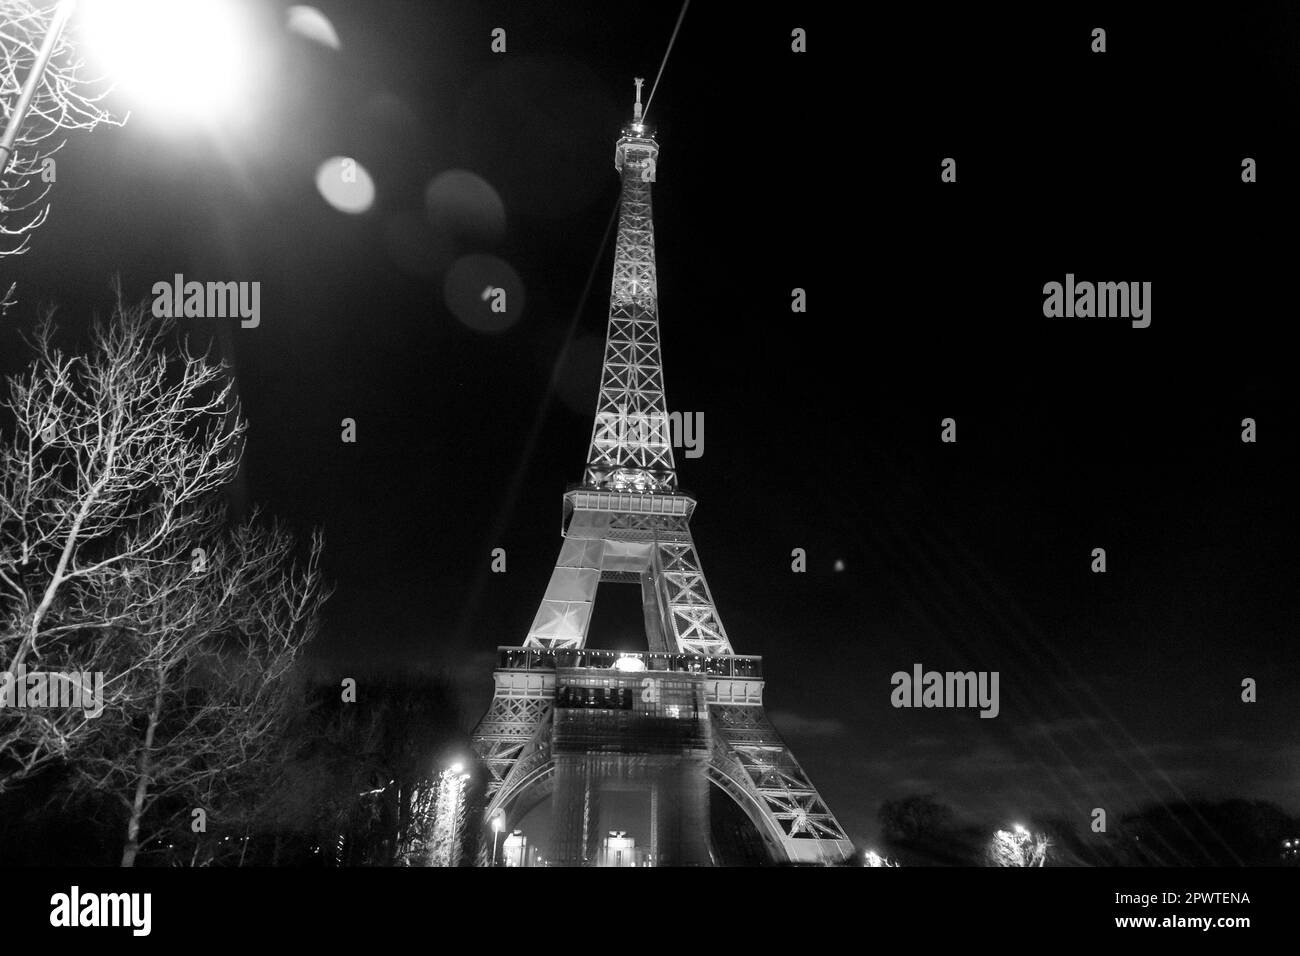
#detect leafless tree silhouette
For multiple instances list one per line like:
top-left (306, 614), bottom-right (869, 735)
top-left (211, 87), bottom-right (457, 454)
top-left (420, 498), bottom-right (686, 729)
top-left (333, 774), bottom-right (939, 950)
top-left (987, 826), bottom-right (1051, 867)
top-left (70, 513), bottom-right (326, 866)
top-left (2, 1), bottom-right (123, 309)
top-left (1, 299), bottom-right (326, 867)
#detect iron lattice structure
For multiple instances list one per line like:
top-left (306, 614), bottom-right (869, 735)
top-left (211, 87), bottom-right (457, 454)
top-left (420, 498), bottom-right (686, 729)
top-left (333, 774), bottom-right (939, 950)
top-left (582, 121), bottom-right (675, 495)
top-left (471, 84), bottom-right (853, 865)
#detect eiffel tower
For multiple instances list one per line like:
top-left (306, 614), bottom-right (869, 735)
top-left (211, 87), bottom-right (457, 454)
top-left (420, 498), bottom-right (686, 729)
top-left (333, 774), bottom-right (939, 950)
top-left (470, 81), bottom-right (854, 866)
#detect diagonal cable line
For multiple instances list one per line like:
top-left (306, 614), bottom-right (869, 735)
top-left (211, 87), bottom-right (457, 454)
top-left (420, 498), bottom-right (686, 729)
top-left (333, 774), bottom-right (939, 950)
top-left (642, 0), bottom-right (690, 121)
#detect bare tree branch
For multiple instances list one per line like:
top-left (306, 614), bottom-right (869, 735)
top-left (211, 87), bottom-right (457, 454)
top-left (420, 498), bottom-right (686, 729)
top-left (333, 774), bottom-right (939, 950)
top-left (1, 297), bottom-right (329, 846)
top-left (1, 0), bottom-right (123, 259)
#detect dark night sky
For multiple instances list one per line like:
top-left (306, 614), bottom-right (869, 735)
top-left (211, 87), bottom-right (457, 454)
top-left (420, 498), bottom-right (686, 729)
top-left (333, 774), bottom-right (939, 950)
top-left (3, 1), bottom-right (1298, 849)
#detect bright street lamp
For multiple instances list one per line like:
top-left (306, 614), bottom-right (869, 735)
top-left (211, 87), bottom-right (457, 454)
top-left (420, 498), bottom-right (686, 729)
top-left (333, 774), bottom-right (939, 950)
top-left (3, 0), bottom-right (256, 141)
top-left (78, 0), bottom-right (255, 130)
top-left (491, 812), bottom-right (505, 866)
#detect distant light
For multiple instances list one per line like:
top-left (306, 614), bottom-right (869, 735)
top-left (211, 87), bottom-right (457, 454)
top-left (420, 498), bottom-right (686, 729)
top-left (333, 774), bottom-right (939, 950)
top-left (286, 5), bottom-right (340, 49)
top-left (443, 254), bottom-right (524, 333)
top-left (833, 559), bottom-right (846, 572)
top-left (613, 655), bottom-right (645, 673)
top-left (449, 762), bottom-right (464, 774)
top-left (315, 156), bottom-right (375, 214)
top-left (79, 0), bottom-right (252, 127)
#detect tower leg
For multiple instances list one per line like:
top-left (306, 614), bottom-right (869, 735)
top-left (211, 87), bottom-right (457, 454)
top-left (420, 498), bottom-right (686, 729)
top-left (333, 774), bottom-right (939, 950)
top-left (710, 703), bottom-right (855, 864)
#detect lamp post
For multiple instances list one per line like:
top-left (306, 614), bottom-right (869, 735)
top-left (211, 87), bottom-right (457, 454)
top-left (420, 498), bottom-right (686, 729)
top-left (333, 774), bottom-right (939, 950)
top-left (0, 0), bottom-right (77, 174)
top-left (491, 812), bottom-right (505, 866)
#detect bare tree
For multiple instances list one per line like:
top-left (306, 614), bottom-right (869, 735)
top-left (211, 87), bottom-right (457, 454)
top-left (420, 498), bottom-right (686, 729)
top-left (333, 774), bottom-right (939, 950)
top-left (70, 514), bottom-right (325, 866)
top-left (987, 825), bottom-right (1051, 867)
top-left (2, 0), bottom-right (121, 262)
top-left (1, 297), bottom-right (328, 864)
top-left (398, 777), bottom-right (437, 866)
top-left (1, 299), bottom-right (243, 789)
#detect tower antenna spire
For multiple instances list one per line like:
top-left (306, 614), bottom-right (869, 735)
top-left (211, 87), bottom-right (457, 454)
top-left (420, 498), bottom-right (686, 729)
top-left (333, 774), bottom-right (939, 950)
top-left (633, 77), bottom-right (644, 122)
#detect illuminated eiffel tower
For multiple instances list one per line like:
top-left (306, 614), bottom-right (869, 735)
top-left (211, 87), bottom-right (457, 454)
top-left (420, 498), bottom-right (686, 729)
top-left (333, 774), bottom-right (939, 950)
top-left (470, 81), bottom-right (853, 866)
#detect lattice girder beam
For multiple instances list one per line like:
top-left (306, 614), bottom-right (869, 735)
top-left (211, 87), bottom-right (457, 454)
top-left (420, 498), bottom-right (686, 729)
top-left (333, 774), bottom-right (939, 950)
top-left (583, 122), bottom-right (676, 494)
top-left (710, 703), bottom-right (855, 863)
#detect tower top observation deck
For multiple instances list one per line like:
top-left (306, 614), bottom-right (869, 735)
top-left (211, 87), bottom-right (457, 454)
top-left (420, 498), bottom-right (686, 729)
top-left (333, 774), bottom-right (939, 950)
top-left (615, 75), bottom-right (658, 172)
